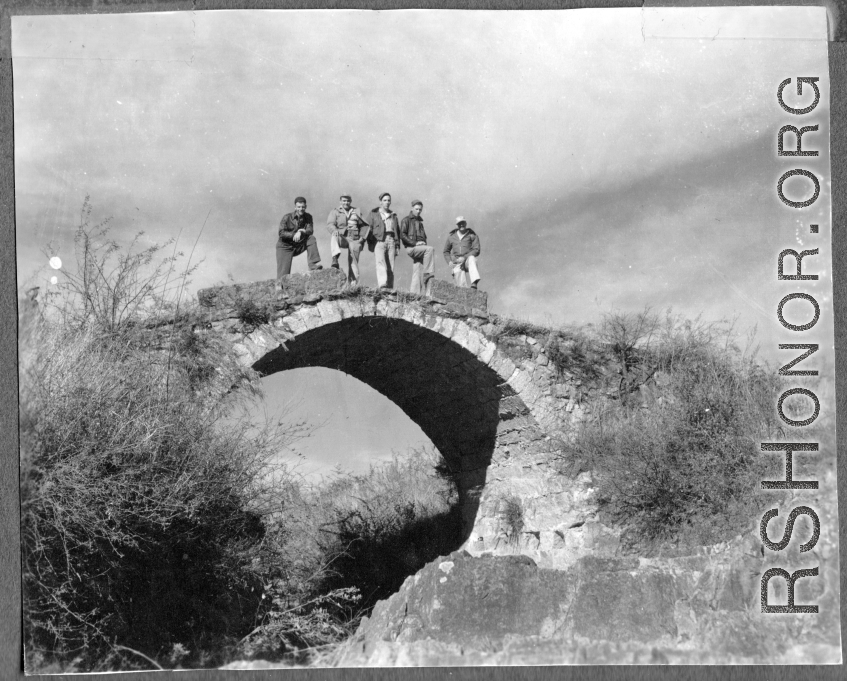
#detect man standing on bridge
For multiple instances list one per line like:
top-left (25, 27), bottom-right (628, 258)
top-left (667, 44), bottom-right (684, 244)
top-left (276, 196), bottom-right (323, 280)
top-left (443, 216), bottom-right (481, 289)
top-left (326, 194), bottom-right (368, 287)
top-left (365, 192), bottom-right (400, 289)
top-left (400, 200), bottom-right (434, 296)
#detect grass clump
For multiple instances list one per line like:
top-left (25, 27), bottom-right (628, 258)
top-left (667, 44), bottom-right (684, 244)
top-left (500, 495), bottom-right (525, 546)
top-left (560, 310), bottom-right (785, 550)
top-left (288, 448), bottom-right (462, 616)
top-left (234, 297), bottom-right (273, 326)
top-left (488, 316), bottom-right (551, 342)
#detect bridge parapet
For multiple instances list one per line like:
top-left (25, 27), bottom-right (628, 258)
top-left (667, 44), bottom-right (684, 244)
top-left (198, 271), bottom-right (488, 320)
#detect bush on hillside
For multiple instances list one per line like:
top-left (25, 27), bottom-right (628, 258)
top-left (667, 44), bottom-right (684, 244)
top-left (19, 209), bottom-right (356, 671)
top-left (562, 311), bottom-right (785, 549)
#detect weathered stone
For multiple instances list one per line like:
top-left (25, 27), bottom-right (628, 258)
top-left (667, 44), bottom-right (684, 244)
top-left (478, 340), bottom-right (497, 364)
top-left (316, 300), bottom-right (343, 324)
top-left (197, 272), bottom-right (345, 309)
top-left (299, 305), bottom-right (323, 330)
top-left (462, 329), bottom-right (484, 356)
top-left (435, 317), bottom-right (457, 340)
top-left (335, 297), bottom-right (362, 319)
top-left (517, 382), bottom-right (544, 407)
top-left (245, 329), bottom-right (279, 353)
top-left (356, 551), bottom-right (691, 656)
top-left (554, 383), bottom-right (570, 398)
top-left (429, 279), bottom-right (487, 310)
top-left (507, 368), bottom-right (533, 395)
top-left (376, 299), bottom-right (403, 318)
top-left (489, 354), bottom-right (516, 380)
top-left (282, 314), bottom-right (308, 336)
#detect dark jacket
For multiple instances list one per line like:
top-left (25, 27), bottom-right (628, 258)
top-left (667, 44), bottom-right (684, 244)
top-left (326, 206), bottom-right (368, 241)
top-left (278, 211), bottom-right (314, 245)
top-left (443, 227), bottom-right (481, 265)
top-left (399, 213), bottom-right (428, 248)
top-left (365, 207), bottom-right (401, 252)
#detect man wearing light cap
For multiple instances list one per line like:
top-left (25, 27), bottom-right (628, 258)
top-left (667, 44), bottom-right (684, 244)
top-left (326, 194), bottom-right (368, 287)
top-left (365, 192), bottom-right (400, 289)
top-left (443, 216), bottom-right (481, 289)
top-left (400, 200), bottom-right (434, 296)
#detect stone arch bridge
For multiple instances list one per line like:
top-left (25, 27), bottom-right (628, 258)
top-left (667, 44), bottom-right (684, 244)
top-left (197, 270), bottom-right (611, 567)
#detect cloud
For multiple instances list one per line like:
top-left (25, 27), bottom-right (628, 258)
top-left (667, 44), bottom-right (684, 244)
top-left (13, 10), bottom-right (831, 338)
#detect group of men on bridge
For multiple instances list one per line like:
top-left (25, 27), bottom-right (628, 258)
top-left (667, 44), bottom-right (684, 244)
top-left (276, 194), bottom-right (482, 295)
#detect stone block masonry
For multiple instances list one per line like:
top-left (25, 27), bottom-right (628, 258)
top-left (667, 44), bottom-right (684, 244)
top-left (195, 273), bottom-right (615, 568)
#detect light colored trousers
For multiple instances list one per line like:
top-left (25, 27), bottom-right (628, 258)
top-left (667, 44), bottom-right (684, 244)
top-left (330, 232), bottom-right (363, 285)
top-left (406, 245), bottom-right (435, 295)
top-left (452, 254), bottom-right (481, 287)
top-left (374, 236), bottom-right (396, 289)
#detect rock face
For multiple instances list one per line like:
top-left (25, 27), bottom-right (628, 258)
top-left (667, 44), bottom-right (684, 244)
top-left (337, 546), bottom-right (840, 666)
top-left (357, 551), bottom-right (676, 648)
top-left (195, 274), bottom-right (627, 566)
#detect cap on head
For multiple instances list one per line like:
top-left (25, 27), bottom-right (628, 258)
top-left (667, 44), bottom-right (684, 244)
top-left (379, 192), bottom-right (391, 201)
top-left (340, 194), bottom-right (352, 201)
top-left (294, 196), bottom-right (307, 205)
top-left (455, 216), bottom-right (466, 225)
top-left (411, 200), bottom-right (423, 208)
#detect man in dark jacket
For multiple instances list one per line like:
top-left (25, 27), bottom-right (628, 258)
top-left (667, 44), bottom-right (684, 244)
top-left (443, 216), bottom-right (481, 289)
top-left (399, 200), bottom-right (434, 296)
top-left (326, 194), bottom-right (368, 287)
top-left (276, 196), bottom-right (323, 280)
top-left (364, 192), bottom-right (400, 289)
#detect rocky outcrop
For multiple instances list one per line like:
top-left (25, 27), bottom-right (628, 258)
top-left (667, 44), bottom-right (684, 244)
top-left (335, 543), bottom-right (840, 665)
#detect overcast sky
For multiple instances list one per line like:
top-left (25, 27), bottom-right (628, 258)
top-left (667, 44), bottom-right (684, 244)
top-left (13, 8), bottom-right (833, 476)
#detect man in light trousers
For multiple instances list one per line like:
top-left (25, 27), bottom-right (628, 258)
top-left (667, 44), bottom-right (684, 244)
top-left (443, 216), bottom-right (481, 289)
top-left (365, 192), bottom-right (400, 289)
top-left (399, 200), bottom-right (434, 296)
top-left (326, 194), bottom-right (368, 287)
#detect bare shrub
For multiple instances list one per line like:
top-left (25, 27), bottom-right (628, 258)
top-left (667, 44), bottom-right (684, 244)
top-left (286, 447), bottom-right (462, 620)
top-left (19, 209), bottom-right (353, 671)
top-left (562, 312), bottom-right (783, 549)
top-left (45, 196), bottom-right (197, 333)
top-left (598, 307), bottom-right (661, 368)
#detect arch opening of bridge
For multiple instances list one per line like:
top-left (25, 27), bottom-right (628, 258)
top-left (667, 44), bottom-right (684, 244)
top-left (252, 315), bottom-right (509, 540)
top-left (198, 275), bottom-right (568, 560)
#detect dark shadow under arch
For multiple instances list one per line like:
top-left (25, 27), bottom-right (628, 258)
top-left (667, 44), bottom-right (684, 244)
top-left (252, 316), bottom-right (505, 543)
